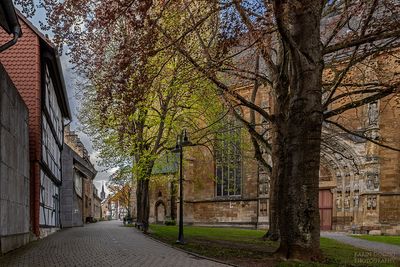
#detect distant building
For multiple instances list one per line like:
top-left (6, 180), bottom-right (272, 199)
top-left (101, 194), bottom-right (128, 220)
top-left (61, 126), bottom-right (97, 225)
top-left (92, 184), bottom-right (102, 220)
top-left (60, 126), bottom-right (97, 227)
top-left (101, 198), bottom-right (110, 220)
top-left (0, 11), bottom-right (71, 237)
top-left (100, 184), bottom-right (106, 200)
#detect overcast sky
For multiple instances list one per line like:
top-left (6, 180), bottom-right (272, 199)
top-left (17, 4), bottom-right (112, 196)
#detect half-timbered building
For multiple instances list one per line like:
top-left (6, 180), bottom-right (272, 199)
top-left (0, 11), bottom-right (71, 237)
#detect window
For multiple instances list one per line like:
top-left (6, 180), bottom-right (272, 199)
top-left (74, 171), bottom-right (83, 197)
top-left (258, 170), bottom-right (269, 197)
top-left (39, 171), bottom-right (60, 227)
top-left (44, 66), bottom-right (63, 143)
top-left (260, 199), bottom-right (268, 216)
top-left (42, 115), bottom-right (61, 180)
top-left (215, 120), bottom-right (242, 197)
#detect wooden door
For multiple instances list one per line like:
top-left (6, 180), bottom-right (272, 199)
top-left (319, 189), bottom-right (333, 230)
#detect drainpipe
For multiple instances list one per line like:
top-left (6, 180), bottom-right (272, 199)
top-left (0, 0), bottom-right (22, 52)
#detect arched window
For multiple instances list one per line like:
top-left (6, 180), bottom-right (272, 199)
top-left (215, 118), bottom-right (242, 197)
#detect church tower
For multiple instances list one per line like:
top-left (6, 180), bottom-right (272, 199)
top-left (100, 183), bottom-right (106, 200)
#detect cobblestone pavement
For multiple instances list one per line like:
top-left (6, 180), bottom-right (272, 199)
top-left (321, 232), bottom-right (400, 258)
top-left (0, 220), bottom-right (230, 267)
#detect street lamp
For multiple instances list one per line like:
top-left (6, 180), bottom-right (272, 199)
top-left (171, 129), bottom-right (192, 244)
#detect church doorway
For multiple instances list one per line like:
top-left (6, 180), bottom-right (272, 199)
top-left (319, 189), bottom-right (333, 230)
top-left (155, 201), bottom-right (166, 223)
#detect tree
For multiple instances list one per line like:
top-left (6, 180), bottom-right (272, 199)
top-left (149, 1), bottom-right (400, 259)
top-left (107, 167), bottom-right (133, 218)
top-left (22, 0), bottom-right (400, 261)
top-left (71, 10), bottom-right (224, 232)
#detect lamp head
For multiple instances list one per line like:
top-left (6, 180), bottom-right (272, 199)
top-left (170, 135), bottom-right (181, 153)
top-left (181, 129), bottom-right (192, 147)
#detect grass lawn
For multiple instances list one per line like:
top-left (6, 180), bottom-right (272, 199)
top-left (148, 225), bottom-right (399, 267)
top-left (351, 235), bottom-right (400, 246)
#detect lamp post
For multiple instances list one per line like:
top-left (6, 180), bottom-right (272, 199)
top-left (171, 129), bottom-right (192, 244)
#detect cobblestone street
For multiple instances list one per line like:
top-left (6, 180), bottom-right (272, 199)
top-left (0, 221), bottom-right (230, 267)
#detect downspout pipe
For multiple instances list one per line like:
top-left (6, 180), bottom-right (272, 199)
top-left (0, 0), bottom-right (22, 52)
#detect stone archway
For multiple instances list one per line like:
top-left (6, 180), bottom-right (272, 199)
top-left (155, 201), bottom-right (166, 224)
top-left (319, 129), bottom-right (365, 230)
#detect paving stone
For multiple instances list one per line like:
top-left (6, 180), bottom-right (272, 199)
top-left (0, 220), bottom-right (230, 267)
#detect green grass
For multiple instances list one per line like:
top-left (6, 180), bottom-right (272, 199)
top-left (149, 225), bottom-right (399, 267)
top-left (150, 224), bottom-right (269, 244)
top-left (149, 224), bottom-right (277, 265)
top-left (351, 235), bottom-right (400, 246)
top-left (278, 238), bottom-right (399, 267)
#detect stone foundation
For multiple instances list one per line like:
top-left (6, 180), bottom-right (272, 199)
top-left (0, 233), bottom-right (30, 254)
top-left (39, 228), bottom-right (59, 239)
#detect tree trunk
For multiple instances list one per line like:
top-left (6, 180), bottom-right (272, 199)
top-left (266, 122), bottom-right (283, 241)
top-left (264, 123), bottom-right (281, 241)
top-left (136, 179), bottom-right (143, 224)
top-left (140, 178), bottom-right (150, 233)
top-left (136, 178), bottom-right (144, 226)
top-left (273, 1), bottom-right (323, 260)
top-left (135, 157), bottom-right (154, 233)
top-left (276, 103), bottom-right (322, 260)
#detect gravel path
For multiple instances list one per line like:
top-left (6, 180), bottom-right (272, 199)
top-left (321, 232), bottom-right (400, 258)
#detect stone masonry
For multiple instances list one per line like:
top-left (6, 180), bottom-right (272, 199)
top-left (0, 220), bottom-right (229, 267)
top-left (0, 63), bottom-right (30, 253)
top-left (146, 49), bottom-right (400, 233)
top-left (60, 144), bottom-right (84, 228)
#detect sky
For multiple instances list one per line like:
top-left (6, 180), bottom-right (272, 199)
top-left (16, 3), bottom-right (112, 196)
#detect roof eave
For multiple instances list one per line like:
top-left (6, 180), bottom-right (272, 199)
top-left (41, 45), bottom-right (72, 120)
top-left (15, 10), bottom-right (71, 119)
top-left (55, 54), bottom-right (72, 119)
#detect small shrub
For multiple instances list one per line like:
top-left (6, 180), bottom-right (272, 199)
top-left (165, 219), bottom-right (176, 226)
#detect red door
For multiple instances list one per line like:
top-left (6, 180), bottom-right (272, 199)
top-left (319, 190), bottom-right (333, 230)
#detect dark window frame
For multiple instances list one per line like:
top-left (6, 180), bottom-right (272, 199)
top-left (214, 121), bottom-right (243, 198)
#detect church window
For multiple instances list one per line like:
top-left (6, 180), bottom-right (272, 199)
top-left (215, 120), bottom-right (242, 197)
top-left (260, 199), bottom-right (268, 216)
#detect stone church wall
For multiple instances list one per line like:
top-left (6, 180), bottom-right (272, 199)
top-left (148, 175), bottom-right (174, 224)
top-left (377, 95), bottom-right (400, 234)
top-left (320, 49), bottom-right (400, 233)
top-left (146, 49), bottom-right (400, 233)
top-left (180, 133), bottom-right (267, 228)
